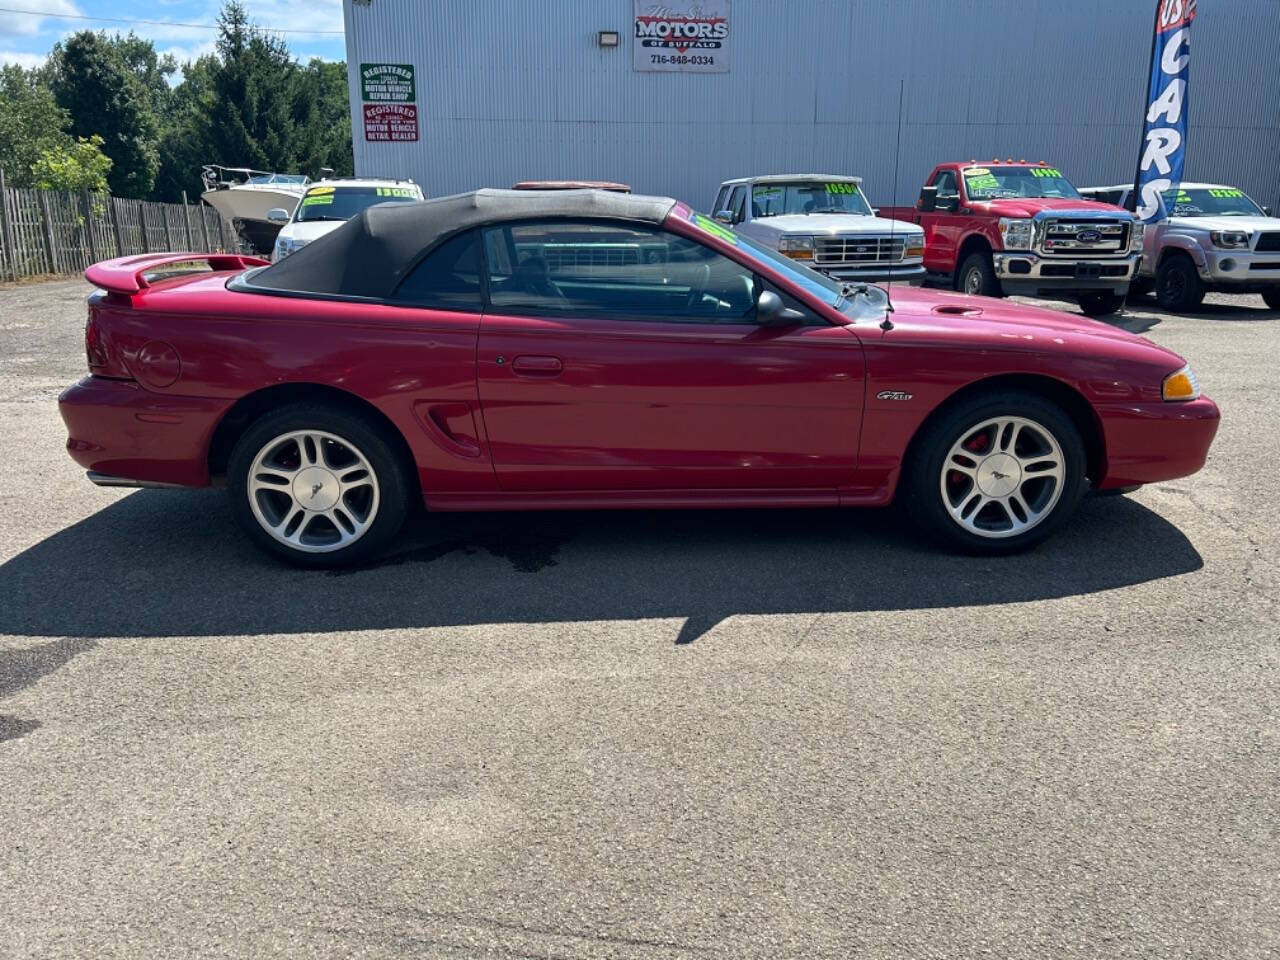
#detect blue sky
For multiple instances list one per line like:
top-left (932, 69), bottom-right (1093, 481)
top-left (0, 0), bottom-right (345, 74)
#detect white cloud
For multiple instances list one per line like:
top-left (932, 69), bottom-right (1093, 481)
top-left (0, 50), bottom-right (50, 69)
top-left (0, 0), bottom-right (81, 38)
top-left (237, 0), bottom-right (344, 35)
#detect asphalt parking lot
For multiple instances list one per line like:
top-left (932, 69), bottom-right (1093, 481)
top-left (1, 278), bottom-right (1277, 959)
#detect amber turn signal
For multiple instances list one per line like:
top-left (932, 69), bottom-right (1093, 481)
top-left (1162, 365), bottom-right (1201, 401)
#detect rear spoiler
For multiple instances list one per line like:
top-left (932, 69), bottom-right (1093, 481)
top-left (85, 253), bottom-right (270, 295)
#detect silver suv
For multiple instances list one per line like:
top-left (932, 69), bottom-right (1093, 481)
top-left (1082, 183), bottom-right (1280, 311)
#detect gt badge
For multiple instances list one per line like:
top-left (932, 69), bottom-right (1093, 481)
top-left (876, 390), bottom-right (913, 401)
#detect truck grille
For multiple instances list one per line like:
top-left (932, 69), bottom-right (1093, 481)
top-left (814, 235), bottom-right (906, 265)
top-left (1255, 232), bottom-right (1280, 252)
top-left (1040, 219), bottom-right (1129, 256)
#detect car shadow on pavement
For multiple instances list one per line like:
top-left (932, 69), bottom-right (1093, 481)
top-left (0, 490), bottom-right (1202, 645)
top-left (1113, 296), bottom-right (1280, 334)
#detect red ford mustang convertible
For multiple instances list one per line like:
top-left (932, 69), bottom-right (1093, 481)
top-left (60, 189), bottom-right (1219, 566)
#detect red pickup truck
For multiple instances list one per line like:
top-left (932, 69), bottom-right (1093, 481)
top-left (882, 161), bottom-right (1143, 316)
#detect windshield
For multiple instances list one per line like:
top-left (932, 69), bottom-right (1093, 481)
top-left (296, 185), bottom-right (421, 223)
top-left (681, 211), bottom-right (849, 309)
top-left (1162, 187), bottom-right (1264, 217)
top-left (751, 181), bottom-right (872, 217)
top-left (961, 166), bottom-right (1082, 201)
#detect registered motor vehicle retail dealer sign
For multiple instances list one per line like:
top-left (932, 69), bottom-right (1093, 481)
top-left (359, 63), bottom-right (415, 102)
top-left (363, 104), bottom-right (418, 142)
top-left (634, 1), bottom-right (730, 73)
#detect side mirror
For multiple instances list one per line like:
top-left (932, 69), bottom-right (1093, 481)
top-left (1264, 205), bottom-right (1273, 217)
top-left (714, 208), bottom-right (734, 224)
top-left (917, 186), bottom-right (938, 213)
top-left (267, 207), bottom-right (291, 223)
top-left (755, 290), bottom-right (805, 327)
top-left (935, 195), bottom-right (959, 213)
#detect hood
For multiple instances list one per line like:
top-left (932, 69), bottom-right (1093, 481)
top-left (750, 213), bottom-right (924, 236)
top-left (277, 219), bottom-right (347, 243)
top-left (1166, 214), bottom-right (1279, 234)
top-left (879, 286), bottom-right (1183, 360)
top-left (972, 197), bottom-right (1130, 219)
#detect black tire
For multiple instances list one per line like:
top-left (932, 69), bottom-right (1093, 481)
top-left (955, 252), bottom-right (1003, 298)
top-left (1078, 291), bottom-right (1126, 317)
top-left (227, 402), bottom-right (413, 568)
top-left (1155, 254), bottom-right (1205, 311)
top-left (1263, 290), bottom-right (1280, 311)
top-left (902, 390), bottom-right (1088, 555)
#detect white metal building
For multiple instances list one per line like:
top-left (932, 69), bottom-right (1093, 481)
top-left (343, 0), bottom-right (1280, 212)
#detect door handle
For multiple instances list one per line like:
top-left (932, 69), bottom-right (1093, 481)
top-left (511, 355), bottom-right (563, 377)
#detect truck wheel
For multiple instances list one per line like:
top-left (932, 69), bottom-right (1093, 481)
top-left (956, 253), bottom-right (1003, 298)
top-left (228, 402), bottom-right (413, 568)
top-left (1078, 291), bottom-right (1125, 316)
top-left (903, 391), bottom-right (1087, 554)
top-left (1263, 290), bottom-right (1280, 311)
top-left (1155, 254), bottom-right (1205, 311)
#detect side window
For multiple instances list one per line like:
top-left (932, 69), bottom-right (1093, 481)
top-left (712, 186), bottom-right (730, 216)
top-left (482, 220), bottom-right (758, 324)
top-left (393, 230), bottom-right (482, 310)
top-left (728, 186), bottom-right (747, 223)
top-left (932, 170), bottom-right (959, 199)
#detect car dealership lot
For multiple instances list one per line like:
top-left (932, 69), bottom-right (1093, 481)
top-left (1, 280), bottom-right (1277, 958)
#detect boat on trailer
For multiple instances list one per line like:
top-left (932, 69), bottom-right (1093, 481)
top-left (200, 165), bottom-right (310, 255)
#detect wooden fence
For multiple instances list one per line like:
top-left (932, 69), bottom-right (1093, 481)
top-left (0, 169), bottom-right (239, 282)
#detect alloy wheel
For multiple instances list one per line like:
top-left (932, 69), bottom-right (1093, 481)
top-left (938, 415), bottom-right (1066, 539)
top-left (247, 429), bottom-right (380, 553)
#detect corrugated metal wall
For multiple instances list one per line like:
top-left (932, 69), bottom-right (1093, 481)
top-left (345, 0), bottom-right (1280, 212)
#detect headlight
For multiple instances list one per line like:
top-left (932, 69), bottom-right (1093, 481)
top-left (998, 217), bottom-right (1034, 250)
top-left (1129, 221), bottom-right (1145, 252)
top-left (904, 233), bottom-right (925, 258)
top-left (1209, 230), bottom-right (1250, 249)
top-left (273, 236), bottom-right (294, 261)
top-left (778, 235), bottom-right (814, 260)
top-left (1162, 364), bottom-right (1201, 402)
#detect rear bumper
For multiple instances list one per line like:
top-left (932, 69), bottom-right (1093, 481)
top-left (1095, 395), bottom-right (1220, 489)
top-left (58, 376), bottom-right (231, 487)
top-left (994, 251), bottom-right (1140, 296)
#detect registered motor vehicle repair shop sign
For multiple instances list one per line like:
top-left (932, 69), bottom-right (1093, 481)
top-left (360, 63), bottom-right (418, 142)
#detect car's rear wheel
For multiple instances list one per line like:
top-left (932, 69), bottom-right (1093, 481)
top-left (1263, 290), bottom-right (1280, 311)
top-left (1078, 291), bottom-right (1125, 316)
top-left (228, 403), bottom-right (411, 567)
top-left (904, 391), bottom-right (1087, 554)
top-left (956, 252), bottom-right (1003, 298)
top-left (1155, 254), bottom-right (1205, 311)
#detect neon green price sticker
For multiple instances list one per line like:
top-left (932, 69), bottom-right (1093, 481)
top-left (824, 182), bottom-right (858, 194)
top-left (1030, 168), bottom-right (1064, 178)
top-left (965, 173), bottom-right (1000, 191)
top-left (692, 213), bottom-right (738, 245)
top-left (301, 194), bottom-right (334, 206)
top-left (1208, 188), bottom-right (1244, 198)
top-left (376, 187), bottom-right (416, 197)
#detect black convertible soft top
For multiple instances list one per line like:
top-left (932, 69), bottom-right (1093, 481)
top-left (239, 188), bottom-right (678, 300)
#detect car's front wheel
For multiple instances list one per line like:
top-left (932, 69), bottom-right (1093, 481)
top-left (956, 252), bottom-right (1003, 298)
top-left (904, 392), bottom-right (1087, 554)
top-left (228, 403), bottom-right (412, 567)
top-left (1078, 291), bottom-right (1125, 316)
top-left (1155, 254), bottom-right (1205, 311)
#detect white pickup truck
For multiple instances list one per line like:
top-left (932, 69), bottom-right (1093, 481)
top-left (1081, 182), bottom-right (1280, 311)
top-left (711, 174), bottom-right (926, 285)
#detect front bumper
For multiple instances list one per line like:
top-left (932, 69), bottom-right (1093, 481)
top-left (813, 262), bottom-right (926, 285)
top-left (1095, 394), bottom-right (1220, 489)
top-left (58, 376), bottom-right (231, 488)
top-left (1199, 249), bottom-right (1280, 289)
top-left (993, 251), bottom-right (1141, 296)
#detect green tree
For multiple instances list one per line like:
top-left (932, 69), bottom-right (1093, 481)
top-left (0, 64), bottom-right (72, 187)
top-left (295, 58), bottom-right (354, 177)
top-left (153, 54), bottom-right (219, 202)
top-left (29, 135), bottom-right (113, 192)
top-left (47, 31), bottom-right (161, 197)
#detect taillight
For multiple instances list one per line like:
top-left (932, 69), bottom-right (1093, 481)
top-left (85, 310), bottom-right (109, 369)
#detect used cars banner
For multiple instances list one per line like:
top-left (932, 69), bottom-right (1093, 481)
top-left (633, 1), bottom-right (730, 73)
top-left (1133, 0), bottom-right (1196, 222)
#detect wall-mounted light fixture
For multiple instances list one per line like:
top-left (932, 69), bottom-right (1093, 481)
top-left (597, 30), bottom-right (620, 48)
